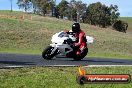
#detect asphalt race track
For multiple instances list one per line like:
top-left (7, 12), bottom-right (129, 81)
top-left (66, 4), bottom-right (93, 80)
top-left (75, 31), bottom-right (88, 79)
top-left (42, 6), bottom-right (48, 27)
top-left (0, 53), bottom-right (132, 68)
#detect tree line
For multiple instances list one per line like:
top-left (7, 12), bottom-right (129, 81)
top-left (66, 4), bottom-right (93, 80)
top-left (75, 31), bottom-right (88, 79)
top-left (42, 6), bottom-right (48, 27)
top-left (17, 0), bottom-right (128, 33)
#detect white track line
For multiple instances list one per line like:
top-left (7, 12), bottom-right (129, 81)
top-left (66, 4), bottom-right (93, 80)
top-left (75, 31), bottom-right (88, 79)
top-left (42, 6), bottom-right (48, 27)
top-left (1, 65), bottom-right (132, 68)
top-left (41, 65), bottom-right (132, 67)
top-left (85, 65), bottom-right (132, 67)
top-left (4, 66), bottom-right (24, 68)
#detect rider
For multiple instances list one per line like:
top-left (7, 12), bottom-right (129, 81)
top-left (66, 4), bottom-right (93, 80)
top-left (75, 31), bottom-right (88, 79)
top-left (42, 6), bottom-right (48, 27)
top-left (65, 22), bottom-right (87, 56)
top-left (71, 22), bottom-right (87, 56)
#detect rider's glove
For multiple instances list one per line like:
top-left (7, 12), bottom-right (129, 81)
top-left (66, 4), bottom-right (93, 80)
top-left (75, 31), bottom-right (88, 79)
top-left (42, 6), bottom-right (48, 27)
top-left (64, 29), bottom-right (69, 33)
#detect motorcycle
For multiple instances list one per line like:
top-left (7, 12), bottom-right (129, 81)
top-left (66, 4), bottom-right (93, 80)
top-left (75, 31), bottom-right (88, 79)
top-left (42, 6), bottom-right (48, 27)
top-left (42, 31), bottom-right (94, 60)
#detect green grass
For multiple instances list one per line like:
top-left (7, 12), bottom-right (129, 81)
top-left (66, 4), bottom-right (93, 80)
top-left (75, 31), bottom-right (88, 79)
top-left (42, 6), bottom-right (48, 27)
top-left (0, 10), bottom-right (132, 59)
top-left (0, 66), bottom-right (132, 88)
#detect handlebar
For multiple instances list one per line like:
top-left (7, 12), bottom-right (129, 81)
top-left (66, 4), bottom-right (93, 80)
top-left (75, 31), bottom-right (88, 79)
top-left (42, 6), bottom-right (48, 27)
top-left (66, 32), bottom-right (75, 35)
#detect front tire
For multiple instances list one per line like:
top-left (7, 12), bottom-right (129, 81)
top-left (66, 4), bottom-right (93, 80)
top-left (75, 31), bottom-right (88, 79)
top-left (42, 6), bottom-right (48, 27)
top-left (42, 46), bottom-right (57, 60)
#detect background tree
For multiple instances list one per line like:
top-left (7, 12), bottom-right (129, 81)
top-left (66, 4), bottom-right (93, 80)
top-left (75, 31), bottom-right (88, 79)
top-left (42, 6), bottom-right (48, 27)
top-left (56, 0), bottom-right (86, 21)
top-left (31, 0), bottom-right (37, 14)
top-left (56, 0), bottom-right (69, 19)
top-left (73, 0), bottom-right (87, 22)
top-left (32, 0), bottom-right (54, 16)
top-left (16, 0), bottom-right (127, 33)
top-left (17, 0), bottom-right (32, 12)
top-left (66, 0), bottom-right (77, 21)
top-left (109, 5), bottom-right (120, 24)
top-left (112, 20), bottom-right (128, 33)
top-left (85, 2), bottom-right (120, 28)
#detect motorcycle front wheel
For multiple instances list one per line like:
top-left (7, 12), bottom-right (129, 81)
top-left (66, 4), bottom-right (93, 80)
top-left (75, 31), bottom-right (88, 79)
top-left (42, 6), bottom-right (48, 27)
top-left (42, 46), bottom-right (58, 60)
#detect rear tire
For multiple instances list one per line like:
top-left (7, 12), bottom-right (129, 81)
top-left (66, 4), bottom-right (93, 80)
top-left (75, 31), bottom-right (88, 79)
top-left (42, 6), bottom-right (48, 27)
top-left (73, 48), bottom-right (88, 61)
top-left (42, 46), bottom-right (57, 60)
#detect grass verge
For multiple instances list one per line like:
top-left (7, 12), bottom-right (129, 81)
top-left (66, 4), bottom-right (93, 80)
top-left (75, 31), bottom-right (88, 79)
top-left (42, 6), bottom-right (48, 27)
top-left (0, 66), bottom-right (132, 88)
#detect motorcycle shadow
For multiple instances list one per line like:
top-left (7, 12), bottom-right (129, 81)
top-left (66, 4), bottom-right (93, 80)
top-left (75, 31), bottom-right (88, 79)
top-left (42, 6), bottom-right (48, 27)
top-left (48, 57), bottom-right (126, 64)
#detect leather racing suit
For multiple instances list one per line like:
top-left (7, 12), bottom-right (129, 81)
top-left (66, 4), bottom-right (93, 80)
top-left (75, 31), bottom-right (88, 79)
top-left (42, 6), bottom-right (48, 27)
top-left (74, 30), bottom-right (87, 55)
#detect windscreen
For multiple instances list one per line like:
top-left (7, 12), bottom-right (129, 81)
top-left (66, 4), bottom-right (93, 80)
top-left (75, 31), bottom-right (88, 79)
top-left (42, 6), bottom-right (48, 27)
top-left (58, 32), bottom-right (69, 38)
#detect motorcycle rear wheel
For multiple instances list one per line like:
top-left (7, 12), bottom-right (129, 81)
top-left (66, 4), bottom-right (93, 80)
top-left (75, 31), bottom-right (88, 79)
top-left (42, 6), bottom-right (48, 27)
top-left (73, 48), bottom-right (88, 61)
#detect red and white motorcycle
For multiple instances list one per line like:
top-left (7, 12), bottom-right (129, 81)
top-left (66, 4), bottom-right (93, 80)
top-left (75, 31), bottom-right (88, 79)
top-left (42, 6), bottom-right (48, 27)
top-left (42, 31), bottom-right (94, 60)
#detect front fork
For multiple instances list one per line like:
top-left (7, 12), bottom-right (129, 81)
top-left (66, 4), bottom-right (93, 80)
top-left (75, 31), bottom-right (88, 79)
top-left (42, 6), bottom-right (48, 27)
top-left (50, 44), bottom-right (60, 55)
top-left (50, 46), bottom-right (58, 55)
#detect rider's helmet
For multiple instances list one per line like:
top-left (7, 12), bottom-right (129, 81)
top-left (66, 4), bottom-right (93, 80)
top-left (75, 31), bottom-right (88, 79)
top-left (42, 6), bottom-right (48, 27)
top-left (72, 22), bottom-right (81, 33)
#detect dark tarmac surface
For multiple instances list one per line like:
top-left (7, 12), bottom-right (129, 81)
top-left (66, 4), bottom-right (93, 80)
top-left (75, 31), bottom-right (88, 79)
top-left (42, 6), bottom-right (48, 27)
top-left (0, 53), bottom-right (132, 68)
